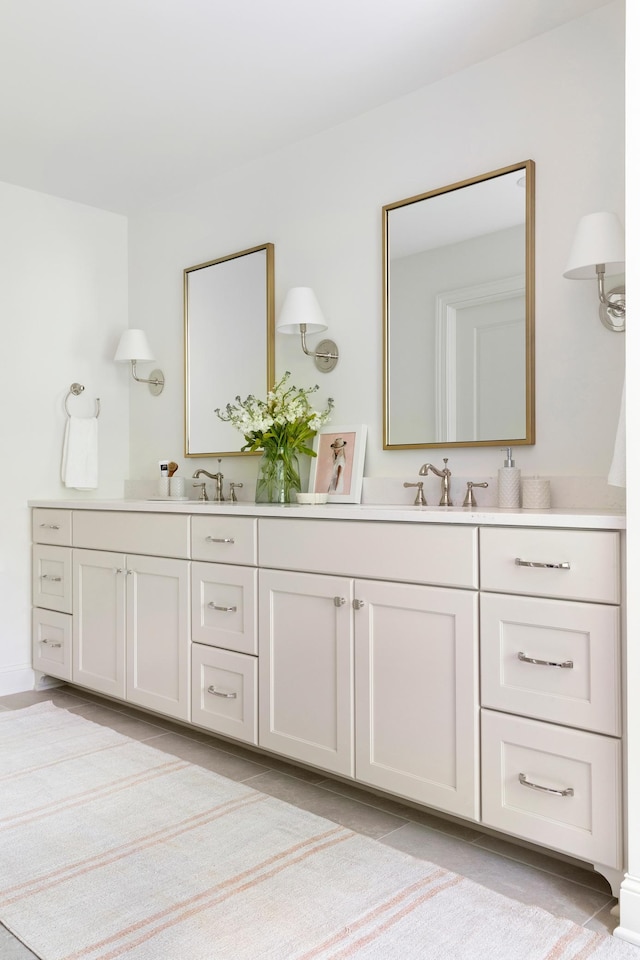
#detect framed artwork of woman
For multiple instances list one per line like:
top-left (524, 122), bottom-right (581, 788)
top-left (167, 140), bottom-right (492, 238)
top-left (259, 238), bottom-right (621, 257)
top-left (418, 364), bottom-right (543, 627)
top-left (309, 425), bottom-right (367, 503)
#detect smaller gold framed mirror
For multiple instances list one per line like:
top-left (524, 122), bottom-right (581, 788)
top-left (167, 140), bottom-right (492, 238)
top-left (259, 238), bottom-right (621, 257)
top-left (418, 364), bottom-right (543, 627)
top-left (184, 243), bottom-right (275, 457)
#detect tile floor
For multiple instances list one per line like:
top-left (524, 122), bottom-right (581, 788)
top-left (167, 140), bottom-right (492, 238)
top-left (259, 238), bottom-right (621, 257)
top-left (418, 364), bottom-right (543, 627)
top-left (0, 684), bottom-right (621, 958)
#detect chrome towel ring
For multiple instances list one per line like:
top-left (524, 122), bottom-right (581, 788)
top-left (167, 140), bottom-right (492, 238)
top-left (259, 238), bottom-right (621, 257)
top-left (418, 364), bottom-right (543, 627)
top-left (64, 383), bottom-right (100, 418)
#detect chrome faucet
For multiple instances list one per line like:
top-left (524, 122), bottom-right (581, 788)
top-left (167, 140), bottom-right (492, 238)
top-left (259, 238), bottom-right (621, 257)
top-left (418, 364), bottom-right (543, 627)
top-left (419, 458), bottom-right (453, 506)
top-left (192, 468), bottom-right (225, 502)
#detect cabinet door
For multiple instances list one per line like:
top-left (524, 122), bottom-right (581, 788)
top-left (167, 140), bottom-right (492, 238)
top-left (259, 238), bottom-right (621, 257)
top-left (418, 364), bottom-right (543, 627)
top-left (355, 579), bottom-right (479, 819)
top-left (126, 554), bottom-right (190, 721)
top-left (73, 549), bottom-right (126, 699)
top-left (259, 569), bottom-right (354, 776)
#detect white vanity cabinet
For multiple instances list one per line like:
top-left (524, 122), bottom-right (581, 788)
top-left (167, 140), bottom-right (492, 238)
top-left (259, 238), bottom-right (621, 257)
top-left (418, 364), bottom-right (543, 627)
top-left (479, 526), bottom-right (623, 870)
top-left (32, 509), bottom-right (73, 681)
top-left (71, 511), bottom-right (191, 720)
top-left (29, 500), bottom-right (626, 885)
top-left (190, 516), bottom-right (259, 744)
top-left (258, 518), bottom-right (480, 815)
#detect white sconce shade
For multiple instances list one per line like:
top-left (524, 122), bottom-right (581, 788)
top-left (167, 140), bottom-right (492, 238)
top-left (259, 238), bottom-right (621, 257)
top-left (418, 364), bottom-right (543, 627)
top-left (276, 287), bottom-right (339, 372)
top-left (563, 212), bottom-right (625, 278)
top-left (114, 328), bottom-right (165, 394)
top-left (276, 287), bottom-right (328, 334)
top-left (563, 211), bottom-right (626, 333)
top-left (114, 328), bottom-right (155, 362)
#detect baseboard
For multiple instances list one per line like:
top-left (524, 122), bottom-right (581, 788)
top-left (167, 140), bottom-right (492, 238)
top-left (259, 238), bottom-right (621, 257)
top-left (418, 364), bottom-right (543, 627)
top-left (616, 875), bottom-right (640, 945)
top-left (0, 665), bottom-right (36, 696)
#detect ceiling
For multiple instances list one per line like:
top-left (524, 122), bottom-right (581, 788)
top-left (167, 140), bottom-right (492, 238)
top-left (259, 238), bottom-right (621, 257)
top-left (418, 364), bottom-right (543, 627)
top-left (0, 0), bottom-right (612, 215)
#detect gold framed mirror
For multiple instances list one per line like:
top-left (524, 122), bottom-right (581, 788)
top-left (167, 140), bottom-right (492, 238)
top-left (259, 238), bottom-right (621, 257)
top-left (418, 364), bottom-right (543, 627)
top-left (383, 161), bottom-right (535, 449)
top-left (184, 243), bottom-right (275, 457)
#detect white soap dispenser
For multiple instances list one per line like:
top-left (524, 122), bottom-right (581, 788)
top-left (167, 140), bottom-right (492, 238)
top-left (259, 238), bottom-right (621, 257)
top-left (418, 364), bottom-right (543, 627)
top-left (498, 447), bottom-right (521, 508)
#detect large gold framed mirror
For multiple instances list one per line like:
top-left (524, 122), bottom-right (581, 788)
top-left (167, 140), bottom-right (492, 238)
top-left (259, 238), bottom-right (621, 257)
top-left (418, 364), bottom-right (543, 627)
top-left (184, 243), bottom-right (275, 457)
top-left (383, 161), bottom-right (535, 449)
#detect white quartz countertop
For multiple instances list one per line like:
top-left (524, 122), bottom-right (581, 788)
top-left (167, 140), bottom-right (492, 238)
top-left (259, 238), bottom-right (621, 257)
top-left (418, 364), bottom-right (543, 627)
top-left (28, 499), bottom-right (626, 530)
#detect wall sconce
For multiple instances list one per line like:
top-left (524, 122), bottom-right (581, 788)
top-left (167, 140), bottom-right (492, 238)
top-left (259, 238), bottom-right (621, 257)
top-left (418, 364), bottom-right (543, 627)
top-left (276, 287), bottom-right (339, 372)
top-left (563, 211), bottom-right (626, 332)
top-left (114, 329), bottom-right (165, 395)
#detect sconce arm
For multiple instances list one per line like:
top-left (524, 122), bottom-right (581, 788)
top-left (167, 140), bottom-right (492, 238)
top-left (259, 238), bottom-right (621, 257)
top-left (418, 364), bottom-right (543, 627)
top-left (299, 324), bottom-right (338, 360)
top-left (130, 361), bottom-right (165, 393)
top-left (596, 266), bottom-right (626, 332)
top-left (299, 324), bottom-right (339, 372)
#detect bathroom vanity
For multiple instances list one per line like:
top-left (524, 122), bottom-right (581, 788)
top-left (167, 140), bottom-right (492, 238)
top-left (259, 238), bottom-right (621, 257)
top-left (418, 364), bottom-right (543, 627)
top-left (30, 499), bottom-right (625, 890)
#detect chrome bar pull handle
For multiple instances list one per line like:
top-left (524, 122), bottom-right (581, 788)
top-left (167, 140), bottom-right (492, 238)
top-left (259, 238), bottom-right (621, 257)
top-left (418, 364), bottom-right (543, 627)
top-left (518, 651), bottom-right (574, 669)
top-left (515, 558), bottom-right (570, 570)
top-left (207, 685), bottom-right (237, 699)
top-left (334, 597), bottom-right (346, 607)
top-left (518, 773), bottom-right (574, 798)
top-left (207, 602), bottom-right (238, 613)
top-left (41, 639), bottom-right (63, 648)
top-left (41, 574), bottom-right (62, 582)
top-left (39, 523), bottom-right (61, 530)
top-left (205, 536), bottom-right (235, 544)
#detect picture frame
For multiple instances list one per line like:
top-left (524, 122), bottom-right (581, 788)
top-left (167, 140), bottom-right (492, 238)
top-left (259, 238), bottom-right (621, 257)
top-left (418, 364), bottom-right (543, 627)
top-left (309, 425), bottom-right (367, 503)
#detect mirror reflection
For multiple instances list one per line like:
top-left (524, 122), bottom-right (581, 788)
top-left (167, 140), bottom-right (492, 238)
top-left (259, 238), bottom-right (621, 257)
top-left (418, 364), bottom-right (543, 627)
top-left (184, 243), bottom-right (275, 457)
top-left (383, 161), bottom-right (535, 449)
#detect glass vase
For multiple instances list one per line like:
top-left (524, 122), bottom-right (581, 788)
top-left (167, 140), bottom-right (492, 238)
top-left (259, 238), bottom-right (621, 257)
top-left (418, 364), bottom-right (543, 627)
top-left (255, 448), bottom-right (301, 504)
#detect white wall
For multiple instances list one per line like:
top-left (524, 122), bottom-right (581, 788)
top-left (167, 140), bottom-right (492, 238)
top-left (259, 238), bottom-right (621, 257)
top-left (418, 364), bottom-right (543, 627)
top-left (127, 2), bottom-right (624, 502)
top-left (0, 1), bottom-right (625, 694)
top-left (0, 182), bottom-right (129, 694)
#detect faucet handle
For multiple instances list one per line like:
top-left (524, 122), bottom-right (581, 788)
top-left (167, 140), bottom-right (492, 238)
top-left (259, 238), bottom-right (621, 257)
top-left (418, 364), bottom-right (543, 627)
top-left (404, 481), bottom-right (427, 506)
top-left (229, 482), bottom-right (243, 502)
top-left (192, 481), bottom-right (208, 502)
top-left (463, 481), bottom-right (489, 508)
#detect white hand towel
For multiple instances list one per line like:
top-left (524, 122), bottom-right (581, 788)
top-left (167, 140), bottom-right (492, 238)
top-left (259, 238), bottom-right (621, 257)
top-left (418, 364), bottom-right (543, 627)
top-left (608, 379), bottom-right (625, 488)
top-left (61, 416), bottom-right (99, 490)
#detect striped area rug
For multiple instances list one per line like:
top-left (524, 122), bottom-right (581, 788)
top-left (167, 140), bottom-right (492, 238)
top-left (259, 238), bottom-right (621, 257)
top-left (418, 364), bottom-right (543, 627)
top-left (0, 702), bottom-right (636, 960)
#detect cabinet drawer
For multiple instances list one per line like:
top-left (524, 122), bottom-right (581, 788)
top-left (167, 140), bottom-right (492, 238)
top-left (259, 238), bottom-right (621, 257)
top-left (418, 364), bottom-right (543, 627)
top-left (191, 562), bottom-right (257, 655)
top-left (481, 593), bottom-right (620, 735)
top-left (259, 519), bottom-right (478, 589)
top-left (480, 527), bottom-right (620, 602)
top-left (481, 710), bottom-right (622, 868)
top-left (191, 643), bottom-right (257, 744)
top-left (33, 545), bottom-right (72, 613)
top-left (72, 511), bottom-right (190, 558)
top-left (32, 508), bottom-right (72, 546)
top-left (191, 516), bottom-right (257, 566)
top-left (32, 608), bottom-right (72, 681)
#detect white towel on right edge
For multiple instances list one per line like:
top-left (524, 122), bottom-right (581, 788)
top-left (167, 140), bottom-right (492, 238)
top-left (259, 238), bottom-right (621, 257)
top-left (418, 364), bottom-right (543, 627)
top-left (61, 416), bottom-right (99, 490)
top-left (608, 380), bottom-right (626, 488)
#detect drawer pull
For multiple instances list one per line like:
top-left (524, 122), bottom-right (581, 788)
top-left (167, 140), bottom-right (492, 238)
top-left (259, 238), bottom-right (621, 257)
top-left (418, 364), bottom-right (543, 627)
top-left (353, 599), bottom-right (365, 610)
top-left (205, 536), bottom-right (235, 544)
top-left (518, 773), bottom-right (574, 798)
top-left (40, 574), bottom-right (62, 582)
top-left (518, 651), bottom-right (574, 669)
top-left (515, 558), bottom-right (570, 570)
top-left (39, 523), bottom-right (61, 530)
top-left (41, 639), bottom-right (63, 648)
top-left (334, 597), bottom-right (346, 607)
top-left (207, 685), bottom-right (237, 699)
top-left (207, 602), bottom-right (238, 613)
